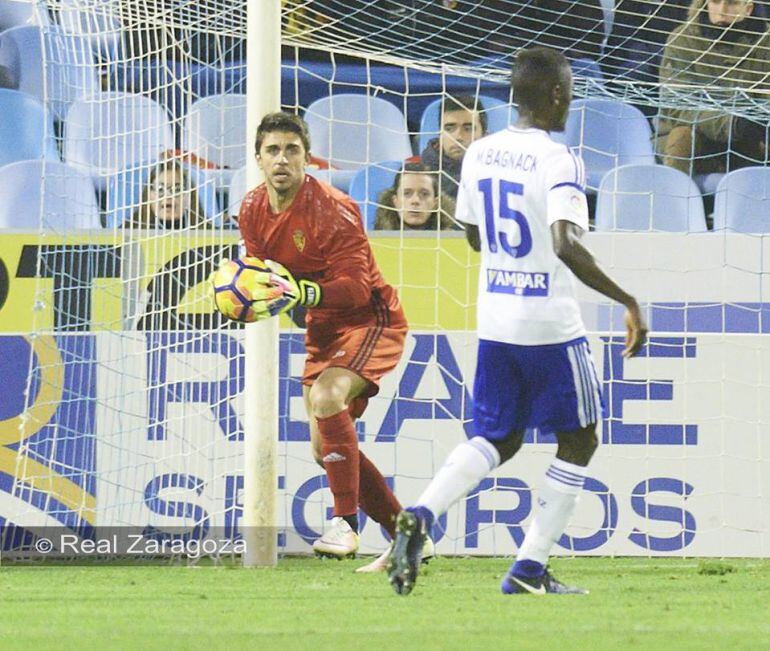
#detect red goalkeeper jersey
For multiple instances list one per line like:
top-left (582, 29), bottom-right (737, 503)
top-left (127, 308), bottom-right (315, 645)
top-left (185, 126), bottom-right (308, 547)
top-left (238, 175), bottom-right (407, 347)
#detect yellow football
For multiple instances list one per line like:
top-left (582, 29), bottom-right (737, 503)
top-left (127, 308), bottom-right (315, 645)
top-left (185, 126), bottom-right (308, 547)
top-left (211, 257), bottom-right (271, 322)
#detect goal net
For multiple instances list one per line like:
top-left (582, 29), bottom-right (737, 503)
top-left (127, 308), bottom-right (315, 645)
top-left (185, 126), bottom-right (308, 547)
top-left (0, 0), bottom-right (767, 560)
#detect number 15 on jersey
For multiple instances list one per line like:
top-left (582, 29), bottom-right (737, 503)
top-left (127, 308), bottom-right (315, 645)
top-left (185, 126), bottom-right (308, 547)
top-left (478, 178), bottom-right (532, 259)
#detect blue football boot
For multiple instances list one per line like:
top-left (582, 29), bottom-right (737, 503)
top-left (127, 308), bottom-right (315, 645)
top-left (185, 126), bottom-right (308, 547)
top-left (501, 567), bottom-right (588, 595)
top-left (387, 510), bottom-right (427, 595)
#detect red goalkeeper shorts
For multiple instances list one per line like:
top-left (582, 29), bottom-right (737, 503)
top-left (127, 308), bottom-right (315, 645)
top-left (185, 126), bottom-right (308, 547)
top-left (302, 324), bottom-right (407, 418)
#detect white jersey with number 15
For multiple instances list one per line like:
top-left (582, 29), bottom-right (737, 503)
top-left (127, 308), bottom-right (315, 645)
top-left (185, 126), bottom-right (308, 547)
top-left (455, 126), bottom-right (590, 346)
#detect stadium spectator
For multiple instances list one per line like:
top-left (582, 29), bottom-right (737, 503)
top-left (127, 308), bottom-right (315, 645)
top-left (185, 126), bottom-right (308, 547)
top-left (414, 95), bottom-right (487, 199)
top-left (602, 0), bottom-right (690, 83)
top-left (127, 160), bottom-right (208, 229)
top-left (657, 0), bottom-right (770, 176)
top-left (374, 164), bottom-right (457, 231)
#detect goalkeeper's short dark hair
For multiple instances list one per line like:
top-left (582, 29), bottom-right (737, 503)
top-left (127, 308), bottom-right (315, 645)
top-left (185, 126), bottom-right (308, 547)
top-left (442, 95), bottom-right (488, 135)
top-left (255, 112), bottom-right (311, 155)
top-left (511, 47), bottom-right (570, 112)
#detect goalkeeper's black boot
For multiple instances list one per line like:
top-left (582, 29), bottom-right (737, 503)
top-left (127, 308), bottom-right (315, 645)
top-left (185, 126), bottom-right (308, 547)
top-left (501, 567), bottom-right (588, 595)
top-left (387, 509), bottom-right (427, 596)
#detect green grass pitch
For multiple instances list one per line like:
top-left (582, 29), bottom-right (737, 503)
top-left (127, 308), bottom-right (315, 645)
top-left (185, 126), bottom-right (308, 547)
top-left (1, 557), bottom-right (768, 650)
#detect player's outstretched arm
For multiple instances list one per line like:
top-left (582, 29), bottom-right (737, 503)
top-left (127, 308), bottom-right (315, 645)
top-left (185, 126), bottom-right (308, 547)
top-left (551, 220), bottom-right (648, 358)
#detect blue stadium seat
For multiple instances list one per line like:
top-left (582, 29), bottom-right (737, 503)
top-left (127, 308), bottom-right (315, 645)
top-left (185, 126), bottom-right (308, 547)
top-left (305, 167), bottom-right (357, 192)
top-left (713, 167), bottom-right (770, 233)
top-left (0, 25), bottom-right (100, 121)
top-left (63, 92), bottom-right (175, 190)
top-left (304, 95), bottom-right (412, 189)
top-left (114, 59), bottom-right (191, 126)
top-left (183, 94), bottom-right (247, 186)
top-left (596, 164), bottom-right (707, 232)
top-left (348, 160), bottom-right (403, 230)
top-left (189, 59), bottom-right (246, 98)
top-left (0, 0), bottom-right (51, 32)
top-left (417, 95), bottom-right (517, 153)
top-left (104, 161), bottom-right (221, 228)
top-left (562, 98), bottom-right (655, 191)
top-left (0, 159), bottom-right (100, 230)
top-left (0, 88), bottom-right (59, 165)
top-left (114, 59), bottom-right (246, 124)
top-left (57, 0), bottom-right (123, 63)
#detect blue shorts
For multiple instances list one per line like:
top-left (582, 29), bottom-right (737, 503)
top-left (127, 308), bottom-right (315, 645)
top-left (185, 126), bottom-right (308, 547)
top-left (472, 337), bottom-right (604, 440)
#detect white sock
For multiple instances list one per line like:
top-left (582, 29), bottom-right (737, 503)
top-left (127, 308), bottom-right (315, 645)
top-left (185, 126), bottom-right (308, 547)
top-left (416, 437), bottom-right (500, 519)
top-left (516, 458), bottom-right (588, 566)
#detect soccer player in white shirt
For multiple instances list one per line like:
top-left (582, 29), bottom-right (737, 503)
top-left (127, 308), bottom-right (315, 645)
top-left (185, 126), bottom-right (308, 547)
top-left (388, 47), bottom-right (647, 596)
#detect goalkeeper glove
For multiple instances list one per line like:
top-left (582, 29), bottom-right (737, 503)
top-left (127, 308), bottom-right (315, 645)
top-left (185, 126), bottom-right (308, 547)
top-left (250, 293), bottom-right (295, 321)
top-left (266, 259), bottom-right (322, 308)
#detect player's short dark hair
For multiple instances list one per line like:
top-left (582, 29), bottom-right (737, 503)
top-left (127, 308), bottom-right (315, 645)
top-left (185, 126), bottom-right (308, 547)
top-left (441, 95), bottom-right (488, 135)
top-left (511, 47), bottom-right (570, 112)
top-left (255, 112), bottom-right (311, 155)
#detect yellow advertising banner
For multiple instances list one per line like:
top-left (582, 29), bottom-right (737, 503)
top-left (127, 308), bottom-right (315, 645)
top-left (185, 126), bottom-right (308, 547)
top-left (0, 232), bottom-right (479, 333)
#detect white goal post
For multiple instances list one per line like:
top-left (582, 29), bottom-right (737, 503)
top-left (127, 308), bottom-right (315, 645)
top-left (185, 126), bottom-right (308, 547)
top-left (243, 0), bottom-right (280, 568)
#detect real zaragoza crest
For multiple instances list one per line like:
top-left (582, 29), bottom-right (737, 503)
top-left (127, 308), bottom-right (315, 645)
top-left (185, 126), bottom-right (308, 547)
top-left (293, 230), bottom-right (306, 252)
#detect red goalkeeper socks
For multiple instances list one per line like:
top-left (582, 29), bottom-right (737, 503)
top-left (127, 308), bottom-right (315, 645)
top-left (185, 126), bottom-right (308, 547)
top-left (317, 411), bottom-right (401, 537)
top-left (359, 452), bottom-right (401, 538)
top-left (317, 410), bottom-right (360, 519)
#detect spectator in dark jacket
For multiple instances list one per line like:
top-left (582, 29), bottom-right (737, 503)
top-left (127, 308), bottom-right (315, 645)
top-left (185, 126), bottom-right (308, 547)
top-left (657, 0), bottom-right (770, 176)
top-left (374, 164), bottom-right (457, 231)
top-left (414, 95), bottom-right (488, 199)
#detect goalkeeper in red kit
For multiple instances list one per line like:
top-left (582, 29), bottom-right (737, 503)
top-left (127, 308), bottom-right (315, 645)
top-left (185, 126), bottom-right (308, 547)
top-left (238, 112), bottom-right (433, 571)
